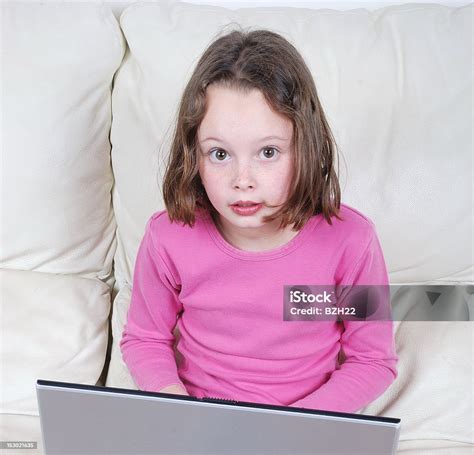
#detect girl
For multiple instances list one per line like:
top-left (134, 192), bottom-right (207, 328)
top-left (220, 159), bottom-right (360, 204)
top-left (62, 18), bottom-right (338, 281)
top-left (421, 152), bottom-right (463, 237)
top-left (120, 29), bottom-right (398, 414)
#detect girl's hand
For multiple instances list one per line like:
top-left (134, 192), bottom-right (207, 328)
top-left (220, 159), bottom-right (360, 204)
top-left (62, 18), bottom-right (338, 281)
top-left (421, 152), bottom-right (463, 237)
top-left (159, 384), bottom-right (190, 396)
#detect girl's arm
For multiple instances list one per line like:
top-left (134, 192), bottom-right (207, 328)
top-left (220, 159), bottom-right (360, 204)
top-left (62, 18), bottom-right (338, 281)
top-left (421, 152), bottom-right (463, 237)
top-left (120, 217), bottom-right (187, 393)
top-left (290, 230), bottom-right (398, 413)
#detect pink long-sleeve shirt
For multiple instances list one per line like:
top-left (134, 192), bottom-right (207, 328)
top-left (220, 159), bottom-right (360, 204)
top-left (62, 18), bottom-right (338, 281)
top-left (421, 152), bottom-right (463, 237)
top-left (120, 203), bottom-right (398, 413)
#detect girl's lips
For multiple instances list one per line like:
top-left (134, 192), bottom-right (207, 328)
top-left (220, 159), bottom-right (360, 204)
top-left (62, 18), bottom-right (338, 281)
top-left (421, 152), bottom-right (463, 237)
top-left (230, 203), bottom-right (263, 216)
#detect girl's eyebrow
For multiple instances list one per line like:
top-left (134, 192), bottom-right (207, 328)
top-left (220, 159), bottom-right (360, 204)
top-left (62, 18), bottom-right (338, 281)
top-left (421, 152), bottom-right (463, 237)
top-left (200, 135), bottom-right (290, 143)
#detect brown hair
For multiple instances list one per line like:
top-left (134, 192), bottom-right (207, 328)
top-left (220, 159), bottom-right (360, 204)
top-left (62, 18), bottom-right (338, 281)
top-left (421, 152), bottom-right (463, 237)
top-left (163, 27), bottom-right (341, 230)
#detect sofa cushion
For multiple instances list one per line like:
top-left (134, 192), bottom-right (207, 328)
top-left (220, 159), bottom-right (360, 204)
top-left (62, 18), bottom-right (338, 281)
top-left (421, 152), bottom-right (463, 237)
top-left (361, 319), bottom-right (473, 446)
top-left (111, 2), bottom-right (472, 288)
top-left (1, 2), bottom-right (124, 282)
top-left (397, 439), bottom-right (474, 455)
top-left (0, 269), bottom-right (111, 416)
top-left (106, 284), bottom-right (139, 390)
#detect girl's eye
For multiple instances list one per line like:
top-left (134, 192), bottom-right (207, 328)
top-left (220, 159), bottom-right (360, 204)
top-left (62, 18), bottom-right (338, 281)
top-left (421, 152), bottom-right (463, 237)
top-left (209, 149), bottom-right (229, 162)
top-left (260, 147), bottom-right (279, 160)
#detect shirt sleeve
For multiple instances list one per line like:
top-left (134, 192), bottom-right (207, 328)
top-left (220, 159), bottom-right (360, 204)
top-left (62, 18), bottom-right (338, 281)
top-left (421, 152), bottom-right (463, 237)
top-left (290, 228), bottom-right (398, 413)
top-left (120, 216), bottom-right (185, 392)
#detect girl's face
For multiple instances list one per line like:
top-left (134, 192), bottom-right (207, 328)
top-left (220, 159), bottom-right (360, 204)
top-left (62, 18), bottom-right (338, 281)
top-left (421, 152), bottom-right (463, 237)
top-left (198, 84), bottom-right (294, 241)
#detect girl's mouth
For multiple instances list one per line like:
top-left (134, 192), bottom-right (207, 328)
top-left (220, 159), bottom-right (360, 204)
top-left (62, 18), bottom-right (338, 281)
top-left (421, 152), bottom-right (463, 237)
top-left (230, 202), bottom-right (263, 216)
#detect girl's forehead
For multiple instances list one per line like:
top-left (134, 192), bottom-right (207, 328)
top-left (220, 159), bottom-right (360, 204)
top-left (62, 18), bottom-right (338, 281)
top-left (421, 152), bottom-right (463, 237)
top-left (199, 85), bottom-right (293, 141)
top-left (204, 84), bottom-right (267, 109)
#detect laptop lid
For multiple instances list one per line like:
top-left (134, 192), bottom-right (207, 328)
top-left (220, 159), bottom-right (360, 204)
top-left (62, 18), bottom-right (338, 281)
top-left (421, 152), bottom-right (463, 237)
top-left (36, 379), bottom-right (401, 455)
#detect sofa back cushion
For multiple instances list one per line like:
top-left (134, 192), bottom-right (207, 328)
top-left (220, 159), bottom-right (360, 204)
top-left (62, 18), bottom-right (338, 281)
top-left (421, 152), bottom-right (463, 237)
top-left (2, 2), bottom-right (124, 282)
top-left (111, 2), bottom-right (472, 288)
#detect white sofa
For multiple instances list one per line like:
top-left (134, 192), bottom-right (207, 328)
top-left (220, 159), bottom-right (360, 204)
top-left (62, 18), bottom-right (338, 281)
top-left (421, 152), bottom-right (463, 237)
top-left (1, 1), bottom-right (472, 454)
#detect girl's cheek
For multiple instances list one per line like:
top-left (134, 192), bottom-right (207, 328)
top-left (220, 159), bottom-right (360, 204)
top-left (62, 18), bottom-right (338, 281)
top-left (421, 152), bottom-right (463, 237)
top-left (198, 161), bottom-right (213, 181)
top-left (200, 165), bottom-right (225, 189)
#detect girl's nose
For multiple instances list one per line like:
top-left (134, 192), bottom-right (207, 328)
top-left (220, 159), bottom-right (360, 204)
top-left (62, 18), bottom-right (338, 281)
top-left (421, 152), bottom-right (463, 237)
top-left (232, 162), bottom-right (256, 190)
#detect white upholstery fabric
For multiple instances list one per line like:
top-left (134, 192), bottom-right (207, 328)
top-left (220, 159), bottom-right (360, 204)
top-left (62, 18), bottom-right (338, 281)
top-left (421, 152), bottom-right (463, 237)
top-left (361, 320), bottom-right (473, 445)
top-left (106, 284), bottom-right (139, 390)
top-left (0, 269), bottom-right (111, 415)
top-left (396, 439), bottom-right (474, 454)
top-left (111, 1), bottom-right (472, 288)
top-left (1, 2), bottom-right (124, 449)
top-left (1, 2), bottom-right (124, 281)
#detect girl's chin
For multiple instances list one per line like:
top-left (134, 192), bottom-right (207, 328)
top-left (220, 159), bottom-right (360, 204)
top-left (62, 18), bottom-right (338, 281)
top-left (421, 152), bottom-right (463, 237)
top-left (227, 214), bottom-right (264, 225)
top-left (218, 211), bottom-right (264, 227)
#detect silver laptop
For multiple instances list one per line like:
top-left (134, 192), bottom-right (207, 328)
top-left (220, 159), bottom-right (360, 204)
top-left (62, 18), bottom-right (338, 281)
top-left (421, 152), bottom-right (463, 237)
top-left (36, 379), bottom-right (401, 455)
